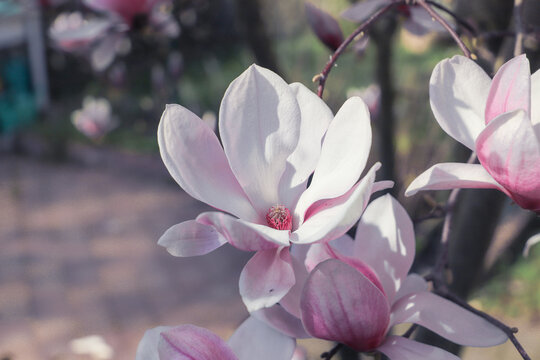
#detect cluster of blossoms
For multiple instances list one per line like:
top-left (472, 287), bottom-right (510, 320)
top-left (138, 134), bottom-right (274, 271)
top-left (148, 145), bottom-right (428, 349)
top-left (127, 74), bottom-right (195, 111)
top-left (49, 0), bottom-right (179, 71)
top-left (133, 53), bottom-right (540, 358)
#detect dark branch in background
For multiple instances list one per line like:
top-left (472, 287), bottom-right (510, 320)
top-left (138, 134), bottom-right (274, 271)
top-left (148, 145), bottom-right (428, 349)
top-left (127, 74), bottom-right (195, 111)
top-left (431, 152), bottom-right (477, 281)
top-left (513, 0), bottom-right (525, 57)
top-left (425, 0), bottom-right (477, 36)
top-left (320, 343), bottom-right (343, 360)
top-left (415, 0), bottom-right (472, 58)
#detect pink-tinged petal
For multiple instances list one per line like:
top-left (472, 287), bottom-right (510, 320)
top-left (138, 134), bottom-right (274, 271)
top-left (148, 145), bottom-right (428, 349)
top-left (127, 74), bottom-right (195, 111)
top-left (351, 195), bottom-right (415, 303)
top-left (49, 16), bottom-right (111, 51)
top-left (159, 325), bottom-right (238, 360)
top-left (378, 336), bottom-right (460, 360)
top-left (405, 163), bottom-right (505, 197)
top-left (305, 2), bottom-right (344, 51)
top-left (136, 326), bottom-right (171, 360)
top-left (279, 83), bottom-right (333, 213)
top-left (485, 55), bottom-right (530, 124)
top-left (197, 212), bottom-right (287, 251)
top-left (291, 346), bottom-right (307, 360)
top-left (305, 235), bottom-right (354, 272)
top-left (295, 97), bottom-right (372, 221)
top-left (531, 69), bottom-right (540, 130)
top-left (292, 163), bottom-right (379, 245)
top-left (158, 104), bottom-right (257, 221)
top-left (158, 220), bottom-right (227, 257)
top-left (228, 316), bottom-right (296, 360)
top-left (341, 0), bottom-right (386, 23)
top-left (372, 180), bottom-right (395, 194)
top-left (476, 110), bottom-right (540, 211)
top-left (219, 65), bottom-right (301, 214)
top-left (394, 274), bottom-right (428, 302)
top-left (239, 248), bottom-right (295, 312)
top-left (90, 34), bottom-right (123, 72)
top-left (390, 292), bottom-right (507, 347)
top-left (430, 56), bottom-right (490, 149)
top-left (279, 254), bottom-right (309, 318)
top-left (253, 306), bottom-right (310, 339)
top-left (300, 259), bottom-right (390, 352)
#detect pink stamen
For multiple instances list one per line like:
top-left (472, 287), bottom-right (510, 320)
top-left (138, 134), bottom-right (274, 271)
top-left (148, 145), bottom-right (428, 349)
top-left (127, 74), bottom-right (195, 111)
top-left (266, 205), bottom-right (292, 231)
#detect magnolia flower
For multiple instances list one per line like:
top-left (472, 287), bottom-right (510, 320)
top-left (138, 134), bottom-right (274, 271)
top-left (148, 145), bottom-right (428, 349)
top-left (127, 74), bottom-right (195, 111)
top-left (136, 316), bottom-right (295, 360)
top-left (157, 65), bottom-right (391, 313)
top-left (406, 55), bottom-right (540, 212)
top-left (258, 195), bottom-right (507, 358)
top-left (72, 96), bottom-right (117, 139)
top-left (342, 0), bottom-right (447, 36)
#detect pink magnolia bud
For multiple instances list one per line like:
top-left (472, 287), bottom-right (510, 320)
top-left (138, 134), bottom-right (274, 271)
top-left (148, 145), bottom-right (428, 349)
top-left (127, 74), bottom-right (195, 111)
top-left (305, 2), bottom-right (344, 51)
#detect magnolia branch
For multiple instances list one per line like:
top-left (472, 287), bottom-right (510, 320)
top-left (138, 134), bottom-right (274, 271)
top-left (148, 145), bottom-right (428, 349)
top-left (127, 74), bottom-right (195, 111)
top-left (435, 289), bottom-right (531, 360)
top-left (315, 1), bottom-right (398, 98)
top-left (320, 343), bottom-right (343, 360)
top-left (424, 0), bottom-right (477, 36)
top-left (414, 0), bottom-right (472, 58)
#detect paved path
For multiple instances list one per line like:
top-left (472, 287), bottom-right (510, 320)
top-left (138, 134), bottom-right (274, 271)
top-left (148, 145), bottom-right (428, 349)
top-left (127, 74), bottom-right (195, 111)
top-left (0, 150), bottom-right (250, 359)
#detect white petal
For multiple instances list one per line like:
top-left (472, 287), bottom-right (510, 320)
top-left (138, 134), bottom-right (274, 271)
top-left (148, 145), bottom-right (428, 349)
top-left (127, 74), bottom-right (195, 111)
top-left (394, 274), bottom-right (428, 302)
top-left (531, 68), bottom-right (540, 130)
top-left (291, 163), bottom-right (378, 245)
top-left (197, 212), bottom-right (289, 251)
top-left (253, 306), bottom-right (310, 339)
top-left (378, 336), bottom-right (460, 360)
top-left (429, 56), bottom-right (490, 149)
top-left (228, 316), bottom-right (296, 360)
top-left (136, 326), bottom-right (171, 360)
top-left (219, 65), bottom-right (301, 213)
top-left (158, 104), bottom-right (257, 221)
top-left (278, 83), bottom-right (333, 211)
top-left (239, 248), bottom-right (295, 312)
top-left (352, 195), bottom-right (415, 303)
top-left (295, 97), bottom-right (372, 221)
top-left (158, 220), bottom-right (227, 257)
top-left (390, 292), bottom-right (507, 347)
top-left (405, 163), bottom-right (504, 197)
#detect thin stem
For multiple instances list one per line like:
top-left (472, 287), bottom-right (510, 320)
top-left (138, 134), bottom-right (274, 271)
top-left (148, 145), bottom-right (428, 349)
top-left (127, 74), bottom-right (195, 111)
top-left (424, 0), bottom-right (477, 36)
top-left (316, 1), bottom-right (401, 98)
top-left (435, 290), bottom-right (531, 360)
top-left (513, 0), bottom-right (525, 57)
top-left (321, 343), bottom-right (343, 360)
top-left (414, 0), bottom-right (472, 58)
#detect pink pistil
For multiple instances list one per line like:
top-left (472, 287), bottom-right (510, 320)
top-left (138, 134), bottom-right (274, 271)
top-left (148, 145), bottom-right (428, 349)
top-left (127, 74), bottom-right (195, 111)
top-left (266, 205), bottom-right (293, 231)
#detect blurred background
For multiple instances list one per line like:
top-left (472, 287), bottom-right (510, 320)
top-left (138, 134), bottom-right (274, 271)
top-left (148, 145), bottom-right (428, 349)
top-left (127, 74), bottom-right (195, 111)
top-left (1, 0), bottom-right (539, 359)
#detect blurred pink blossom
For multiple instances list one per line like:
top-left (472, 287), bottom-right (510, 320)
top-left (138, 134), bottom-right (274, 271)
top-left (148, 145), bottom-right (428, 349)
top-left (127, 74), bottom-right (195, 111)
top-left (136, 317), bottom-right (295, 360)
top-left (157, 64), bottom-right (392, 313)
top-left (71, 96), bottom-right (117, 139)
top-left (406, 55), bottom-right (540, 213)
top-left (49, 12), bottom-right (112, 52)
top-left (258, 195), bottom-right (507, 359)
top-left (347, 84), bottom-right (381, 118)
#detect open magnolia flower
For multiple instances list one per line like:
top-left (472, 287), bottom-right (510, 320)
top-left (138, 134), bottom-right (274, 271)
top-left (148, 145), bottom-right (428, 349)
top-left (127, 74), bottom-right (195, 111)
top-left (136, 316), bottom-right (296, 360)
top-left (406, 55), bottom-right (540, 212)
top-left (157, 64), bottom-right (391, 313)
top-left (256, 195), bottom-right (507, 359)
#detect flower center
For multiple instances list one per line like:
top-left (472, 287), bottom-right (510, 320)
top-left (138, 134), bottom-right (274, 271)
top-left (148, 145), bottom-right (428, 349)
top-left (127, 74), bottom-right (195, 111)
top-left (266, 205), bottom-right (292, 231)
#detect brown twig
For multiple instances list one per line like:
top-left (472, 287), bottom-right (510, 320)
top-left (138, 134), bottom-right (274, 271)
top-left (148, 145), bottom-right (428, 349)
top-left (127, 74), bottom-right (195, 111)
top-left (320, 343), bottom-right (343, 360)
top-left (424, 0), bottom-right (477, 36)
top-left (414, 0), bottom-right (472, 59)
top-left (435, 289), bottom-right (531, 360)
top-left (316, 1), bottom-right (400, 98)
